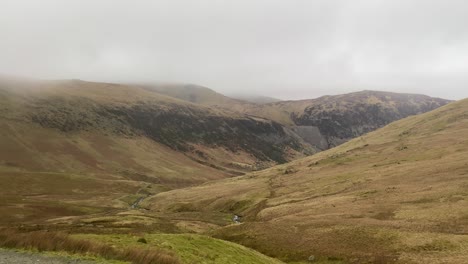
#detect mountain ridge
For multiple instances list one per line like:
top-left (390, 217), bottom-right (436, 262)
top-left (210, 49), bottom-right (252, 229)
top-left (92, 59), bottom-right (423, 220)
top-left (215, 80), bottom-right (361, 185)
top-left (138, 83), bottom-right (451, 150)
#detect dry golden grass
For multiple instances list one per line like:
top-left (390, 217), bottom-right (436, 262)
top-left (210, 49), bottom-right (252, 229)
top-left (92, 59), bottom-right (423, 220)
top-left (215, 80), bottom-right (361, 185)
top-left (0, 118), bottom-right (230, 186)
top-left (147, 98), bottom-right (468, 263)
top-left (0, 118), bottom-right (236, 226)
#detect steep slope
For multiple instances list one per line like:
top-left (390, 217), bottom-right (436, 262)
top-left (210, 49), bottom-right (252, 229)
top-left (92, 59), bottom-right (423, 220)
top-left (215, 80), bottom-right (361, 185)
top-left (146, 98), bottom-right (468, 263)
top-left (1, 78), bottom-right (314, 176)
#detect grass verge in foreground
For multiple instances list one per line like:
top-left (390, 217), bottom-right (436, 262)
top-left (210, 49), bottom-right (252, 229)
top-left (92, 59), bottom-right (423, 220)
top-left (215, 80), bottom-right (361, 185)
top-left (0, 228), bottom-right (179, 264)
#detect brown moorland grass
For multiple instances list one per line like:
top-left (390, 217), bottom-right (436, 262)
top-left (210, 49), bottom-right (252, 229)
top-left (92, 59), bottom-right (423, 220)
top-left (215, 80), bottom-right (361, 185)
top-left (0, 228), bottom-right (179, 264)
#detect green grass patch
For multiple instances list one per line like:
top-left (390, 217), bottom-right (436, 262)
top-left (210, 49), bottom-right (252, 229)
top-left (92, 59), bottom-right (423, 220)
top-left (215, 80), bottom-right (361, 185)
top-left (73, 233), bottom-right (284, 264)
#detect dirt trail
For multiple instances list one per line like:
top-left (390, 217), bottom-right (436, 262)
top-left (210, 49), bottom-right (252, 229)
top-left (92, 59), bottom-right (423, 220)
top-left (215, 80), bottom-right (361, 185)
top-left (0, 248), bottom-right (97, 264)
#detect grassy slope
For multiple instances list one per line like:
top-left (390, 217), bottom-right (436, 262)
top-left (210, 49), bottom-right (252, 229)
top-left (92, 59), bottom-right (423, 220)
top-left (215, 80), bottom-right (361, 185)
top-left (1, 228), bottom-right (283, 264)
top-left (0, 126), bottom-right (227, 224)
top-left (0, 120), bottom-right (228, 184)
top-left (145, 98), bottom-right (468, 263)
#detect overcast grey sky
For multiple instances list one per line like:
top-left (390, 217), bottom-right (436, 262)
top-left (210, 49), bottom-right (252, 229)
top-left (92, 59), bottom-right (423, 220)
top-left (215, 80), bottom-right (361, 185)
top-left (1, 0), bottom-right (467, 100)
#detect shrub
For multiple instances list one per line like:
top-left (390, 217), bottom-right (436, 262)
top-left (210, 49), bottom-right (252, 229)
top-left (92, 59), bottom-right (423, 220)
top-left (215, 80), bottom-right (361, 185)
top-left (137, 237), bottom-right (148, 244)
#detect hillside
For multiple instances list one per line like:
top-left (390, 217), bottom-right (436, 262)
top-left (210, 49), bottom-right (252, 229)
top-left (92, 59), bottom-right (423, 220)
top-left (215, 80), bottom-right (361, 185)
top-left (0, 78), bottom-right (318, 226)
top-left (145, 98), bottom-right (468, 263)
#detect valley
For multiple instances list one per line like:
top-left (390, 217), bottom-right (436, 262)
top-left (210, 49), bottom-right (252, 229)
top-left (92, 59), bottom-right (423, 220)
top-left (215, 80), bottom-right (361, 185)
top-left (0, 78), bottom-right (464, 264)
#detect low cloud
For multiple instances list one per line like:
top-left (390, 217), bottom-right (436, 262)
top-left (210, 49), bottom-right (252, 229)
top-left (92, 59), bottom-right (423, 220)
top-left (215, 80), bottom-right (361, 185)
top-left (1, 0), bottom-right (467, 99)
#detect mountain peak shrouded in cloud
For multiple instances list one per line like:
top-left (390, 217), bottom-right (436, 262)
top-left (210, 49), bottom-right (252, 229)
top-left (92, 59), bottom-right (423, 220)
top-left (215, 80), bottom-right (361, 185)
top-left (1, 0), bottom-right (468, 100)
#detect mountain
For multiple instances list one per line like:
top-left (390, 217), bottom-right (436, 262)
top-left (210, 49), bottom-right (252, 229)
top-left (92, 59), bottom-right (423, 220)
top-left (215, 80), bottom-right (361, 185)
top-left (145, 98), bottom-right (468, 263)
top-left (141, 84), bottom-right (451, 150)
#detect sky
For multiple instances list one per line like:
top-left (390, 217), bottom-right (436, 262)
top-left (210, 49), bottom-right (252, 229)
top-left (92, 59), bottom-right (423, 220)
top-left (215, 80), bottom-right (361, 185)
top-left (1, 0), bottom-right (467, 100)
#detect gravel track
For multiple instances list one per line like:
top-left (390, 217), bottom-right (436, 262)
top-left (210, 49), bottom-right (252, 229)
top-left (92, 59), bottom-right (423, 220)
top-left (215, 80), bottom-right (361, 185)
top-left (0, 248), bottom-right (98, 264)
